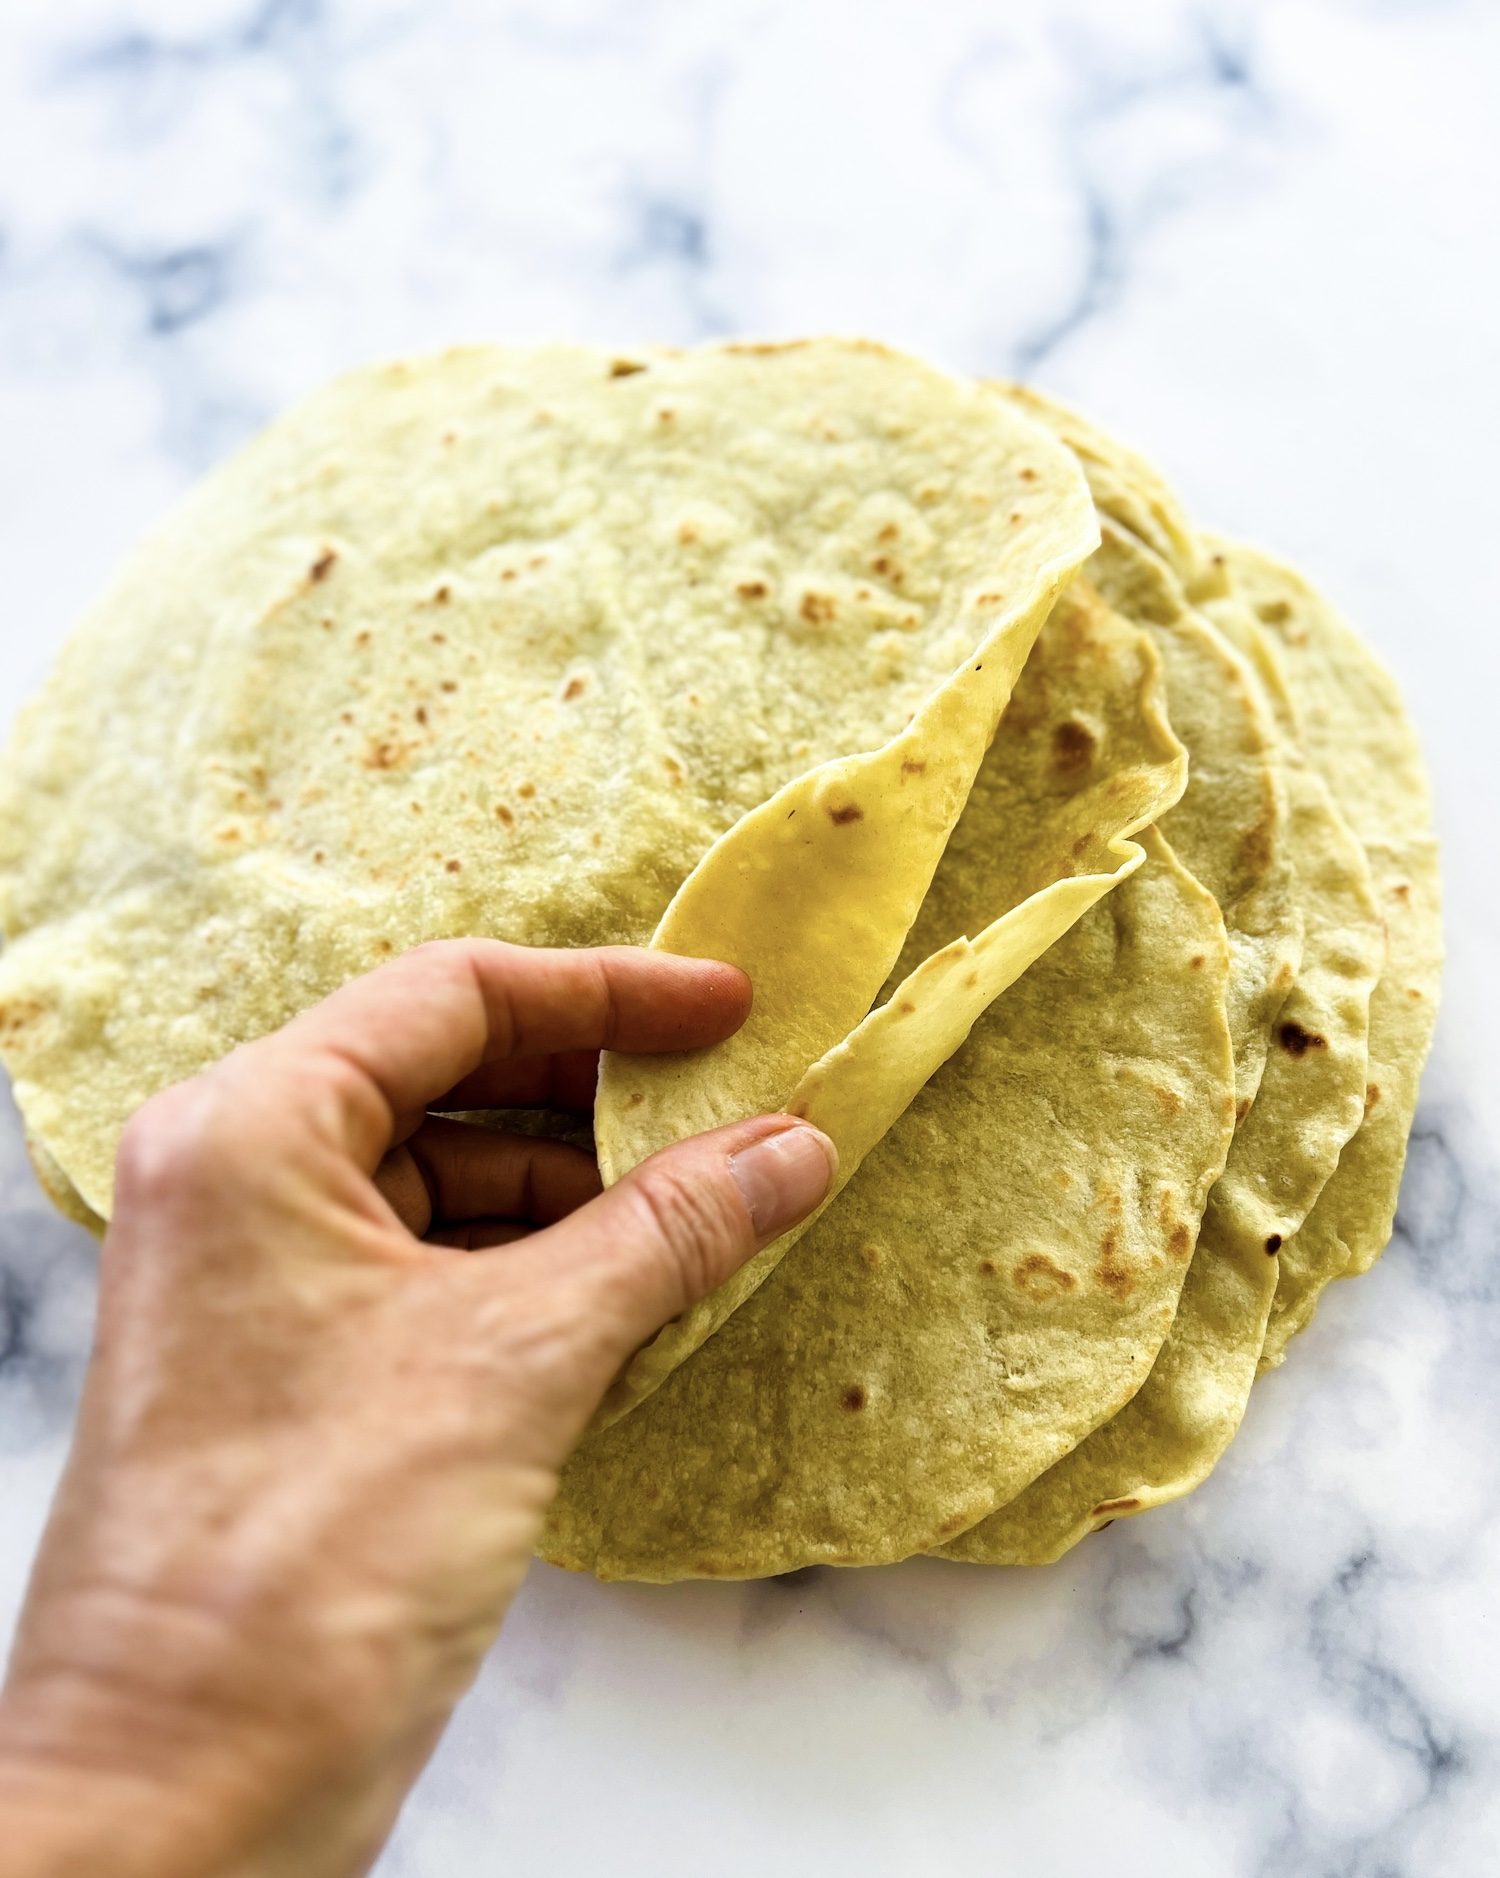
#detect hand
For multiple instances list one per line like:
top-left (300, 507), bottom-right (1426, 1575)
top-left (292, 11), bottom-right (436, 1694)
top-left (0, 941), bottom-right (836, 1878)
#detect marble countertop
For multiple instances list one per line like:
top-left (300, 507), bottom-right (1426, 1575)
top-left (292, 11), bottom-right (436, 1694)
top-left (2, 2), bottom-right (1498, 1872)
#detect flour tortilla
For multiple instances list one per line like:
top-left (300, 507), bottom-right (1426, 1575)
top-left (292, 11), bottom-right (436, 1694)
top-left (0, 340), bottom-right (1096, 1220)
top-left (1198, 541), bottom-right (1442, 1365)
top-left (590, 583), bottom-right (1187, 1427)
top-left (944, 607), bottom-right (1383, 1563)
top-left (542, 596), bottom-right (1233, 1579)
top-left (937, 403), bottom-right (1386, 1562)
top-left (990, 393), bottom-right (1302, 1107)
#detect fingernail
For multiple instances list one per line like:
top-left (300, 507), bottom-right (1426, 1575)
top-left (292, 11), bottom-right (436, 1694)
top-left (728, 1123), bottom-right (838, 1240)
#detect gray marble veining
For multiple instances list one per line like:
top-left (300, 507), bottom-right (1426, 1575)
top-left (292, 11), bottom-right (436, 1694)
top-left (1, 2), bottom-right (1497, 1872)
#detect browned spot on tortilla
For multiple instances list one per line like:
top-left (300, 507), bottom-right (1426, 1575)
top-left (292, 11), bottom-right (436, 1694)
top-left (444, 858), bottom-right (462, 874)
top-left (737, 580), bottom-right (768, 599)
top-left (1275, 960), bottom-right (1295, 992)
top-left (495, 804), bottom-right (514, 827)
top-left (440, 679), bottom-right (457, 693)
top-left (841, 1384), bottom-right (867, 1412)
top-left (1235, 1096), bottom-right (1252, 1124)
top-left (432, 583), bottom-right (451, 604)
top-left (354, 630), bottom-right (372, 649)
top-left (936, 1513), bottom-right (968, 1536)
top-left (373, 938), bottom-right (394, 956)
top-left (517, 782), bottom-right (536, 799)
top-left (829, 802), bottom-right (864, 825)
top-left (1092, 1497), bottom-right (1141, 1517)
top-left (563, 677), bottom-right (586, 702)
top-left (656, 407), bottom-right (675, 423)
top-left (897, 999), bottom-right (917, 1015)
top-left (876, 521), bottom-right (900, 542)
top-left (1095, 1232), bottom-right (1132, 1296)
top-left (1406, 986), bottom-right (1424, 1001)
top-left (1014, 1253), bottom-right (1077, 1298)
top-left (1257, 598), bottom-right (1293, 624)
top-left (1009, 509), bottom-right (1023, 524)
top-left (677, 520), bottom-right (699, 545)
top-left (1018, 466), bottom-right (1037, 482)
top-left (414, 706), bottom-right (428, 726)
top-left (1365, 1083), bottom-right (1381, 1110)
top-left (859, 1243), bottom-right (881, 1269)
top-left (363, 739), bottom-right (406, 770)
top-left (964, 971), bottom-right (980, 989)
top-left (978, 1258), bottom-right (996, 1276)
top-left (1052, 719), bottom-right (1096, 773)
top-left (430, 630), bottom-right (447, 645)
top-left (1189, 953), bottom-right (1206, 970)
top-left (1392, 882), bottom-right (1411, 903)
top-left (309, 548), bottom-right (337, 582)
top-left (1278, 1020), bottom-right (1326, 1056)
top-left (1238, 815), bottom-right (1273, 876)
top-left (662, 756), bottom-right (684, 784)
top-left (1071, 834), bottom-right (1093, 857)
top-left (609, 358), bottom-right (647, 376)
top-left (1265, 1234), bottom-right (1282, 1254)
top-left (801, 591), bottom-right (836, 624)
top-left (501, 568), bottom-right (516, 582)
top-left (975, 592), bottom-right (1003, 609)
top-left (1169, 1223), bottom-right (1191, 1259)
top-left (1153, 1084), bottom-right (1183, 1119)
top-left (627, 1092), bottom-right (645, 1107)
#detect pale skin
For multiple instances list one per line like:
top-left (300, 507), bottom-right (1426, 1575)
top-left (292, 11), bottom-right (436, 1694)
top-left (0, 940), bottom-right (836, 1877)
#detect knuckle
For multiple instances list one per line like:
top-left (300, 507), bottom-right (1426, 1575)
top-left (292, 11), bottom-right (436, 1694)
top-left (114, 1082), bottom-right (224, 1210)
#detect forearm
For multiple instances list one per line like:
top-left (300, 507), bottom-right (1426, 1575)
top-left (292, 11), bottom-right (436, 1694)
top-left (0, 1672), bottom-right (415, 1878)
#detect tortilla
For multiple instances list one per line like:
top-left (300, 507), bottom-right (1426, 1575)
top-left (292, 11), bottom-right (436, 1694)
top-left (590, 583), bottom-right (1190, 1426)
top-left (1197, 542), bottom-right (1442, 1365)
top-left (933, 400), bottom-right (1387, 1561)
top-left (943, 608), bottom-right (1383, 1563)
top-left (0, 340), bottom-right (1096, 1219)
top-left (988, 384), bottom-right (1303, 1105)
top-left (541, 599), bottom-right (1234, 1578)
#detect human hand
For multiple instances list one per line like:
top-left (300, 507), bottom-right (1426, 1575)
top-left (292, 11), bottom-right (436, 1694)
top-left (0, 941), bottom-right (835, 1878)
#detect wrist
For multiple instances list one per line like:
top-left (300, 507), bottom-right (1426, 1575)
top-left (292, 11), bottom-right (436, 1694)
top-left (0, 1672), bottom-right (249, 1878)
top-left (0, 1651), bottom-right (410, 1878)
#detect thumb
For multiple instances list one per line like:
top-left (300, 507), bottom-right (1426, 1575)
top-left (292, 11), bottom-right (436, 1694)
top-left (516, 1114), bottom-right (838, 1378)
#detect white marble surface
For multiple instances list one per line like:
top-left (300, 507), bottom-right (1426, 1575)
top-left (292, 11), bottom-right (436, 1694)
top-left (1, 1), bottom-right (1498, 1872)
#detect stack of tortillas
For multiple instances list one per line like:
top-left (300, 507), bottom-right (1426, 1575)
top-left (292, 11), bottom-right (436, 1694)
top-left (0, 341), bottom-right (1440, 1579)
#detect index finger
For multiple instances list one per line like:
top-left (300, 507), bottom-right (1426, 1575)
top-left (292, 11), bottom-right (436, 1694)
top-left (225, 941), bottom-right (751, 1166)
